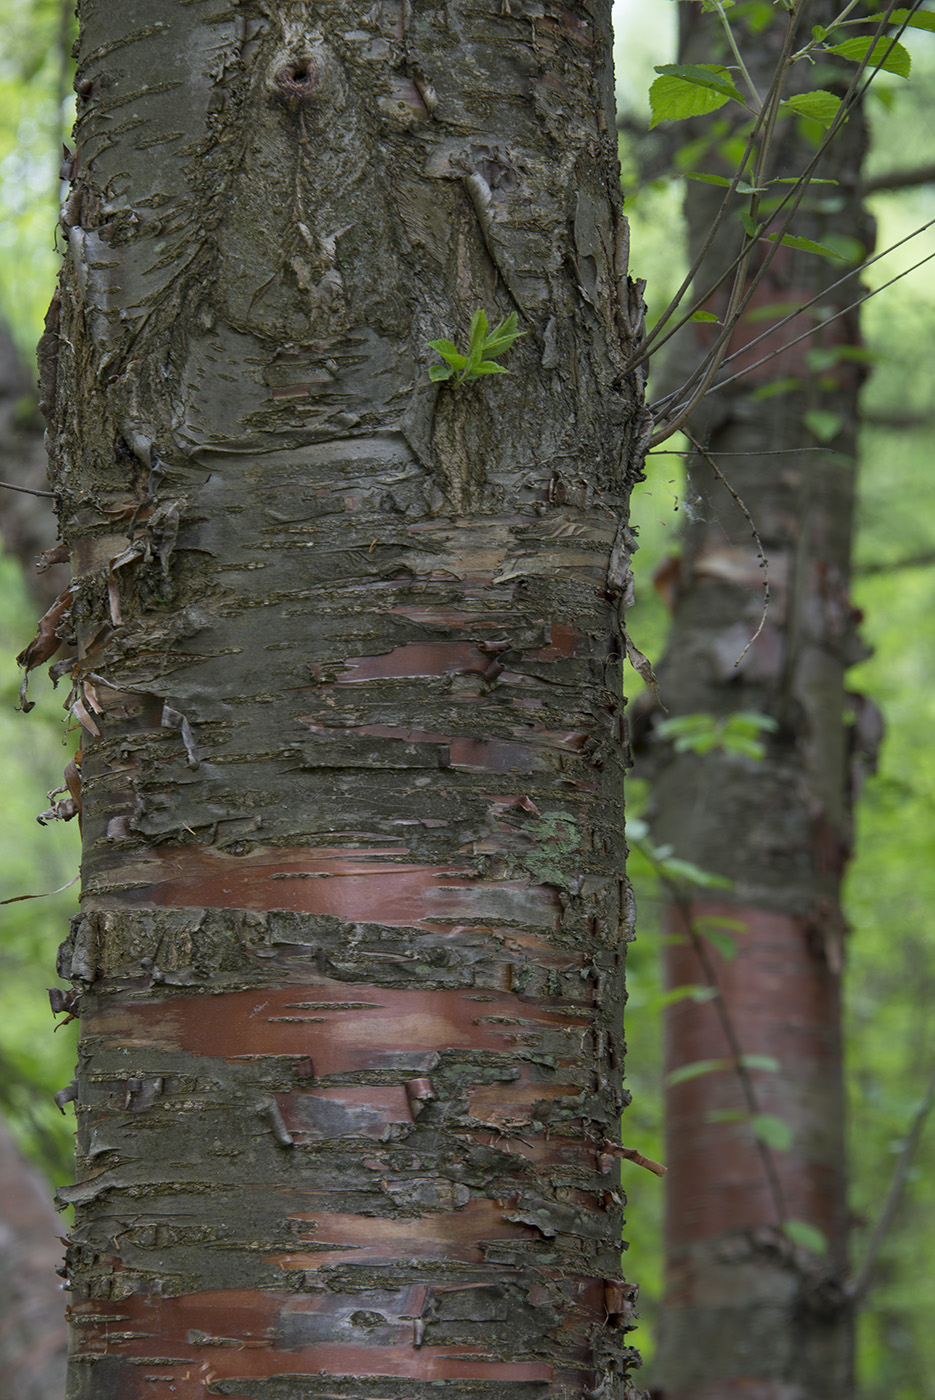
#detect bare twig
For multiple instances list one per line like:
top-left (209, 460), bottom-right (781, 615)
top-left (0, 480), bottom-right (55, 499)
top-left (850, 1062), bottom-right (935, 1304)
top-left (665, 882), bottom-right (789, 1226)
top-left (683, 430), bottom-right (770, 668)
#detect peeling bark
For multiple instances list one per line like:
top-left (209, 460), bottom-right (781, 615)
top-left (39, 2), bottom-right (647, 1397)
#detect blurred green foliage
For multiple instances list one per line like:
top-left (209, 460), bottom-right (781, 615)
top-left (0, 548), bottom-right (79, 1183)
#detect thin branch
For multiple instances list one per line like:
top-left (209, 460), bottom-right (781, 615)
top-left (0, 480), bottom-right (55, 499)
top-left (683, 430), bottom-right (769, 668)
top-left (665, 881), bottom-right (789, 1227)
top-left (857, 550), bottom-right (935, 577)
top-left (850, 1061), bottom-right (935, 1304)
top-left (636, 0), bottom-right (919, 429)
top-left (862, 410), bottom-right (935, 429)
top-left (864, 162), bottom-right (935, 194)
top-left (716, 0), bottom-right (762, 109)
top-left (700, 216), bottom-right (935, 388)
top-left (706, 245), bottom-right (935, 397)
top-left (646, 10), bottom-right (807, 445)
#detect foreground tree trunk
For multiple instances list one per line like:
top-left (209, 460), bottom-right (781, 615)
top-left (649, 6), bottom-right (873, 1398)
top-left (35, 3), bottom-right (649, 1397)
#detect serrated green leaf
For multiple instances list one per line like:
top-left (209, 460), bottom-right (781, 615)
top-left (427, 340), bottom-right (469, 369)
top-left (487, 311), bottom-right (519, 344)
top-left (470, 360), bottom-right (509, 375)
top-left (649, 75), bottom-right (732, 128)
top-left (865, 8), bottom-right (935, 32)
top-left (428, 364), bottom-right (454, 381)
top-left (751, 1113), bottom-right (794, 1151)
top-left (764, 231), bottom-right (847, 259)
top-left (783, 1220), bottom-right (828, 1254)
top-left (654, 63), bottom-right (746, 103)
top-left (739, 1053), bottom-right (781, 1074)
top-left (427, 338), bottom-right (465, 360)
top-left (469, 307), bottom-right (488, 349)
top-left (781, 90), bottom-right (842, 129)
top-left (666, 1057), bottom-right (729, 1088)
top-left (827, 35), bottom-right (911, 78)
top-left (484, 324), bottom-right (524, 357)
top-left (681, 170), bottom-right (733, 187)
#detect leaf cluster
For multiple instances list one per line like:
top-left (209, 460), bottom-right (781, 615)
top-left (427, 308), bottom-right (524, 385)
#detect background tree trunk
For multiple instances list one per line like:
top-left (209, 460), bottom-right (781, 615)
top-left (648, 6), bottom-right (873, 1397)
top-left (0, 318), bottom-right (66, 610)
top-left (0, 1113), bottom-right (69, 1400)
top-left (38, 2), bottom-right (648, 1397)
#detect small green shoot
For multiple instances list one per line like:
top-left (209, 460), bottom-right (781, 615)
top-left (427, 308), bottom-right (525, 385)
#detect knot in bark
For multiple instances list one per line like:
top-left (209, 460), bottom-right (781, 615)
top-left (270, 44), bottom-right (344, 113)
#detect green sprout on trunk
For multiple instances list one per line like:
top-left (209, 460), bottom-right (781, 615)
top-left (427, 308), bottom-right (524, 385)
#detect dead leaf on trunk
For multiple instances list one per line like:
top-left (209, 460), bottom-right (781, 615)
top-left (16, 587), bottom-right (75, 712)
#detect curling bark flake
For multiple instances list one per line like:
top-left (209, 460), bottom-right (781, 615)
top-left (34, 2), bottom-right (649, 1397)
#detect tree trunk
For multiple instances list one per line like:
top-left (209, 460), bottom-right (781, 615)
top-left (648, 6), bottom-right (872, 1398)
top-left (0, 1114), bottom-right (69, 1400)
top-left (36, 3), bottom-right (649, 1397)
top-left (0, 319), bottom-right (66, 610)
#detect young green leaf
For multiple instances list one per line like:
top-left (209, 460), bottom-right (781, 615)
top-left (764, 231), bottom-right (847, 259)
top-left (681, 170), bottom-right (733, 187)
top-left (660, 983), bottom-right (720, 1008)
top-left (470, 361), bottom-right (509, 375)
top-left (803, 409), bottom-right (843, 443)
top-left (739, 1053), bottom-right (781, 1074)
top-left (751, 1113), bottom-right (794, 1151)
top-left (666, 1057), bottom-right (730, 1088)
top-left (484, 312), bottom-right (522, 356)
top-left (783, 1220), bottom-right (829, 1255)
top-left (426, 307), bottom-right (525, 386)
top-left (427, 339), bottom-right (469, 370)
top-left (469, 307), bottom-right (489, 349)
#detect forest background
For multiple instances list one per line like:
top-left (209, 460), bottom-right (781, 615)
top-left (0, 0), bottom-right (933, 1396)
